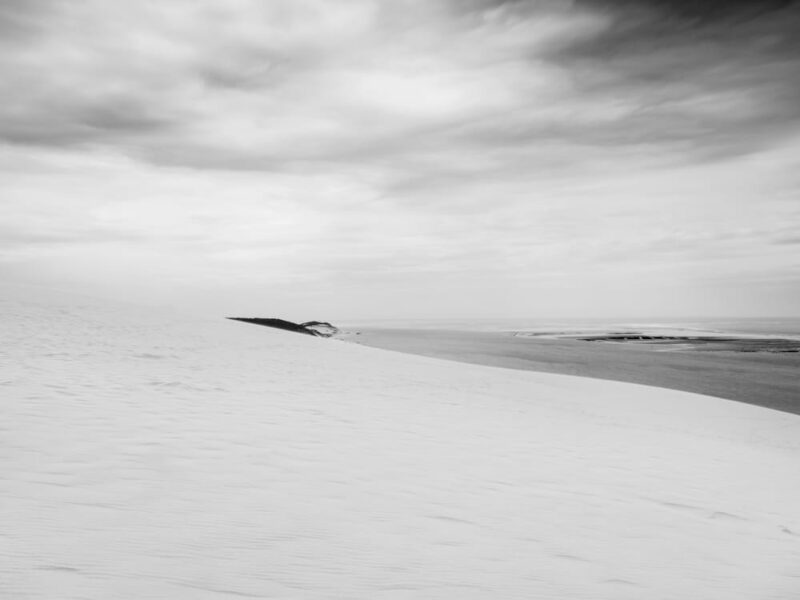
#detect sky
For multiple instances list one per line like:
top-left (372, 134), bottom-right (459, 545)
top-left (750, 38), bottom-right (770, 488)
top-left (1, 0), bottom-right (799, 320)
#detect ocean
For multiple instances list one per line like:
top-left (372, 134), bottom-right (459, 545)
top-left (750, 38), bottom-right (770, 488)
top-left (339, 317), bottom-right (800, 339)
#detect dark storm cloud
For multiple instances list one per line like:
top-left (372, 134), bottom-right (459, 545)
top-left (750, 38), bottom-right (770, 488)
top-left (569, 0), bottom-right (800, 62)
top-left (531, 0), bottom-right (800, 159)
top-left (579, 0), bottom-right (795, 22)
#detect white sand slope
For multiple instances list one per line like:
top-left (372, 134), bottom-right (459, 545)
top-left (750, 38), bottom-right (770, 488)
top-left (2, 292), bottom-right (799, 599)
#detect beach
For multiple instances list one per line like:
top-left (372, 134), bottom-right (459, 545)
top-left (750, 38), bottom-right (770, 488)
top-left (2, 292), bottom-right (800, 599)
top-left (336, 327), bottom-right (800, 415)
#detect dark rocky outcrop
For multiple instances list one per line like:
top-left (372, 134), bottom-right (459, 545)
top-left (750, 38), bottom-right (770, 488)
top-left (227, 317), bottom-right (338, 338)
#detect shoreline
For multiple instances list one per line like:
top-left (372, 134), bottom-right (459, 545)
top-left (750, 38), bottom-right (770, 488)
top-left (335, 327), bottom-right (800, 415)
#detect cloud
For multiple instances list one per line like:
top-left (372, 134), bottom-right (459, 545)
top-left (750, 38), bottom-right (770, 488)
top-left (3, 0), bottom-right (797, 173)
top-left (553, 0), bottom-right (800, 157)
top-left (0, 0), bottom-right (53, 40)
top-left (1, 0), bottom-right (799, 317)
top-left (0, 1), bottom-right (596, 169)
top-left (578, 0), bottom-right (794, 22)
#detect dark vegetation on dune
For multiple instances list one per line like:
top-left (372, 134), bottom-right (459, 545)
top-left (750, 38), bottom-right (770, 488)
top-left (227, 317), bottom-right (338, 338)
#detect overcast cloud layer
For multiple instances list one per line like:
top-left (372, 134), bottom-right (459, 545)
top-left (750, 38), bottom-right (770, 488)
top-left (2, 0), bottom-right (799, 318)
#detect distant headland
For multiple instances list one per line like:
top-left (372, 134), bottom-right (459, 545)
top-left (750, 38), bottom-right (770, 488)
top-left (227, 317), bottom-right (338, 338)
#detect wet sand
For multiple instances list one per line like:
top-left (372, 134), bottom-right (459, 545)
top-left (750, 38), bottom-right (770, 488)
top-left (336, 328), bottom-right (800, 415)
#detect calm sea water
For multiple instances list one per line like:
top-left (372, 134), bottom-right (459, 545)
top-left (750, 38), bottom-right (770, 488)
top-left (340, 317), bottom-right (800, 339)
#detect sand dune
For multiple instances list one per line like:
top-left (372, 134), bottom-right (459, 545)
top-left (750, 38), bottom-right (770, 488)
top-left (2, 293), bottom-right (799, 599)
